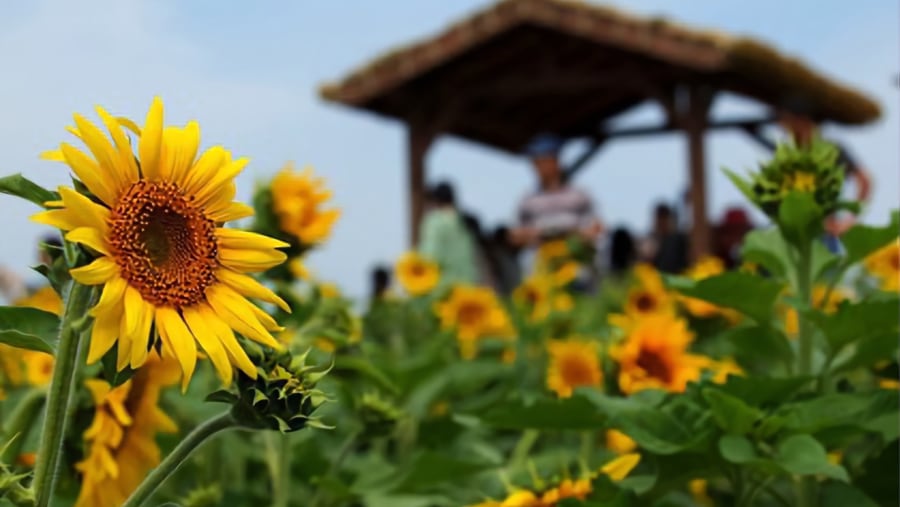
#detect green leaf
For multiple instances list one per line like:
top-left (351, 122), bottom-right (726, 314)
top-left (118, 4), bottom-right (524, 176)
top-left (392, 451), bottom-right (498, 492)
top-left (775, 434), bottom-right (848, 481)
top-left (722, 324), bottom-right (793, 368)
top-left (665, 272), bottom-right (784, 323)
top-left (810, 298), bottom-right (899, 353)
top-left (829, 332), bottom-right (899, 374)
top-left (810, 241), bottom-right (840, 284)
top-left (723, 168), bottom-right (758, 207)
top-left (820, 482), bottom-right (879, 507)
top-left (0, 306), bottom-right (60, 354)
top-left (778, 191), bottom-right (824, 246)
top-left (718, 435), bottom-right (758, 464)
top-left (333, 356), bottom-right (399, 395)
top-left (719, 375), bottom-right (812, 407)
top-left (840, 212), bottom-right (899, 266)
top-left (775, 392), bottom-right (896, 435)
top-left (702, 388), bottom-right (763, 434)
top-left (0, 174), bottom-right (57, 207)
top-left (584, 392), bottom-right (708, 454)
top-left (205, 390), bottom-right (239, 404)
top-left (741, 228), bottom-right (792, 281)
top-left (477, 394), bottom-right (606, 430)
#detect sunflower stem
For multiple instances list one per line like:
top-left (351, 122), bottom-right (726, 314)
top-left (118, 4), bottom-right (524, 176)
top-left (32, 281), bottom-right (93, 507)
top-left (122, 411), bottom-right (237, 507)
top-left (793, 243), bottom-right (819, 507)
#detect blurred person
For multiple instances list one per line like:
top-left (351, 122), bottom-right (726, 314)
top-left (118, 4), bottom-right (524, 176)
top-left (418, 181), bottom-right (478, 285)
top-left (608, 227), bottom-right (637, 279)
top-left (461, 211), bottom-right (495, 287)
top-left (713, 207), bottom-right (754, 269)
top-left (511, 134), bottom-right (604, 248)
top-left (486, 225), bottom-right (522, 296)
top-left (640, 203), bottom-right (688, 274)
top-left (370, 265), bottom-right (392, 302)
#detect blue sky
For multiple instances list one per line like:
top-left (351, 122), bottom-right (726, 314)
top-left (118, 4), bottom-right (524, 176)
top-left (0, 0), bottom-right (896, 299)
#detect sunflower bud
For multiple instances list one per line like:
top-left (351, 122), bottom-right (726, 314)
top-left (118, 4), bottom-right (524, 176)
top-left (356, 392), bottom-right (403, 439)
top-left (737, 139), bottom-right (846, 217)
top-left (207, 348), bottom-right (330, 433)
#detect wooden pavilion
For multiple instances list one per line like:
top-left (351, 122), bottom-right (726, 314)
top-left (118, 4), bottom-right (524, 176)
top-left (320, 0), bottom-right (880, 259)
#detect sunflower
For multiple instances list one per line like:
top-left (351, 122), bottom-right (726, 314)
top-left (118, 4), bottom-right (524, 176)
top-left (546, 339), bottom-right (603, 398)
top-left (689, 479), bottom-right (715, 507)
top-left (609, 264), bottom-right (675, 330)
top-left (288, 257), bottom-right (311, 281)
top-left (74, 353), bottom-right (179, 507)
top-left (395, 251), bottom-right (440, 296)
top-left (784, 285), bottom-right (849, 337)
top-left (34, 98), bottom-right (289, 388)
top-left (513, 275), bottom-right (553, 322)
top-left (612, 314), bottom-right (700, 394)
top-left (865, 239), bottom-right (899, 291)
top-left (540, 478), bottom-right (592, 504)
top-left (435, 285), bottom-right (513, 359)
top-left (270, 163), bottom-right (341, 245)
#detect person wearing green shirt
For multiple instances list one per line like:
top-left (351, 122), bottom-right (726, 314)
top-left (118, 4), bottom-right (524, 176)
top-left (418, 182), bottom-right (478, 286)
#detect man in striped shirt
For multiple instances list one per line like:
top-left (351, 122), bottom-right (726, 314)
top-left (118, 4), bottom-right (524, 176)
top-left (510, 134), bottom-right (603, 248)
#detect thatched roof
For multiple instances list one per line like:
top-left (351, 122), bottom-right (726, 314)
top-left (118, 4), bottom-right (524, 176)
top-left (321, 0), bottom-right (880, 153)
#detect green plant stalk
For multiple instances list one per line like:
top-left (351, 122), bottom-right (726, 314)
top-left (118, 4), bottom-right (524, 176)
top-left (793, 243), bottom-right (818, 507)
top-left (0, 388), bottom-right (47, 464)
top-left (32, 281), bottom-right (93, 507)
top-left (795, 243), bottom-right (814, 377)
top-left (264, 432), bottom-right (292, 507)
top-left (509, 429), bottom-right (540, 470)
top-left (121, 412), bottom-right (237, 507)
top-left (309, 430), bottom-right (358, 507)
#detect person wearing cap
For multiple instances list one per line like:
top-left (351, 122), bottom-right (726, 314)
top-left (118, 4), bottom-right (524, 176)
top-left (511, 134), bottom-right (603, 248)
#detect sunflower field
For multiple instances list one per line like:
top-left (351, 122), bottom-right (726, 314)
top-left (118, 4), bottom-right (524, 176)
top-left (0, 99), bottom-right (898, 507)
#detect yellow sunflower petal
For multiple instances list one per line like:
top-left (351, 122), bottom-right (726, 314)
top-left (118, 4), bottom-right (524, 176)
top-left (219, 247), bottom-right (288, 273)
top-left (205, 285), bottom-right (281, 349)
top-left (199, 304), bottom-right (257, 378)
top-left (91, 276), bottom-right (127, 316)
top-left (71, 257), bottom-right (118, 285)
top-left (129, 301), bottom-right (153, 370)
top-left (216, 269), bottom-right (290, 313)
top-left (208, 202), bottom-right (254, 223)
top-left (155, 307), bottom-right (197, 391)
top-left (31, 209), bottom-right (80, 231)
top-left (161, 122), bottom-right (200, 185)
top-left (87, 309), bottom-right (121, 364)
top-left (41, 149), bottom-right (66, 162)
top-left (200, 183), bottom-right (238, 217)
top-left (182, 306), bottom-right (233, 385)
top-left (139, 97), bottom-right (164, 181)
top-left (96, 105), bottom-right (140, 185)
top-left (65, 227), bottom-right (110, 256)
top-left (72, 113), bottom-right (129, 195)
top-left (599, 453), bottom-right (641, 482)
top-left (191, 157), bottom-right (248, 205)
top-left (59, 144), bottom-right (117, 206)
top-left (58, 187), bottom-right (110, 232)
top-left (116, 116), bottom-right (141, 136)
top-left (182, 146), bottom-right (228, 195)
top-left (115, 333), bottom-right (133, 371)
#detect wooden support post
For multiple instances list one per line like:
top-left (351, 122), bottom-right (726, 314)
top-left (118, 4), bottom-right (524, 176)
top-left (408, 126), bottom-right (433, 247)
top-left (683, 86), bottom-right (715, 262)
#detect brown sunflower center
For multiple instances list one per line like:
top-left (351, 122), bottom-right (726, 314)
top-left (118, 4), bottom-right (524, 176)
top-left (457, 302), bottom-right (487, 327)
top-left (636, 346), bottom-right (673, 383)
top-left (889, 250), bottom-right (900, 270)
top-left (108, 181), bottom-right (218, 307)
top-left (633, 292), bottom-right (657, 313)
top-left (410, 262), bottom-right (426, 277)
top-left (560, 355), bottom-right (595, 387)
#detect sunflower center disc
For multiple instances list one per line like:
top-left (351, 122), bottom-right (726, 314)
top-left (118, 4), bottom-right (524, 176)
top-left (109, 181), bottom-right (218, 307)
